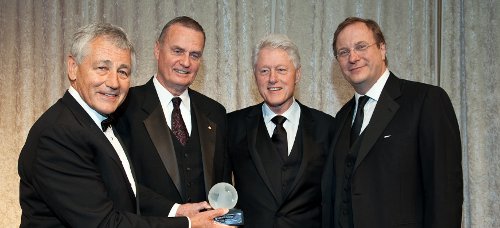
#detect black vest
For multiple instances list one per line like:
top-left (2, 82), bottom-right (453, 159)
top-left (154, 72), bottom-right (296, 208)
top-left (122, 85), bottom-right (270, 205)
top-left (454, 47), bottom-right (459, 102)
top-left (256, 118), bottom-right (303, 202)
top-left (335, 111), bottom-right (366, 228)
top-left (170, 111), bottom-right (206, 203)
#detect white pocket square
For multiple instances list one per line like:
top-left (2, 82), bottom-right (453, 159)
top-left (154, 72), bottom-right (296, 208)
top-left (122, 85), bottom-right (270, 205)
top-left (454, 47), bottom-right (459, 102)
top-left (383, 135), bottom-right (391, 138)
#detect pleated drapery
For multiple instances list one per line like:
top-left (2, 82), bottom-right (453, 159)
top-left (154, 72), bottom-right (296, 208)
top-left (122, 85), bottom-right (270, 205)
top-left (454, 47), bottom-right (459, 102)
top-left (1, 0), bottom-right (498, 227)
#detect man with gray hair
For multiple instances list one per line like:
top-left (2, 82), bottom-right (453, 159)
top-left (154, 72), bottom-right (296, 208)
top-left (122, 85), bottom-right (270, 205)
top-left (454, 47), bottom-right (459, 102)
top-left (18, 22), bottom-right (229, 228)
top-left (227, 34), bottom-right (336, 227)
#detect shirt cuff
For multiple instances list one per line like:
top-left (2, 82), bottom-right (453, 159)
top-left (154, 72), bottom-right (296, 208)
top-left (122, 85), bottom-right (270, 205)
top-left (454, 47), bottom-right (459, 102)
top-left (168, 203), bottom-right (180, 217)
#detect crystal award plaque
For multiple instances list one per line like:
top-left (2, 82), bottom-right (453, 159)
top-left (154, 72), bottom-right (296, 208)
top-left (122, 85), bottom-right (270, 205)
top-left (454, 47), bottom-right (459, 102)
top-left (208, 182), bottom-right (244, 225)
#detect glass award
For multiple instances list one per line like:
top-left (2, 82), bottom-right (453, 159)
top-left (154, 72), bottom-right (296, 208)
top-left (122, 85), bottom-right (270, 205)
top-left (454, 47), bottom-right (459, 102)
top-left (208, 182), bottom-right (244, 225)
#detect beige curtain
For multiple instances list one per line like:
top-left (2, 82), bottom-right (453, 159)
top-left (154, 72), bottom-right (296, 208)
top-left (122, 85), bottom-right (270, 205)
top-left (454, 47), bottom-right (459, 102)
top-left (1, 0), bottom-right (498, 227)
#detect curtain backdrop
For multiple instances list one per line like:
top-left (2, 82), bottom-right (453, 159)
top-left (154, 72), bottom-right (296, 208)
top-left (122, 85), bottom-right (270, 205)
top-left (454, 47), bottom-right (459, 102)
top-left (1, 0), bottom-right (498, 227)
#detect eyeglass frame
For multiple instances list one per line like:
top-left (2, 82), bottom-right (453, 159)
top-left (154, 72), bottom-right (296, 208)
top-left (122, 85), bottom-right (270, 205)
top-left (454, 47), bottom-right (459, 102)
top-left (335, 42), bottom-right (379, 59)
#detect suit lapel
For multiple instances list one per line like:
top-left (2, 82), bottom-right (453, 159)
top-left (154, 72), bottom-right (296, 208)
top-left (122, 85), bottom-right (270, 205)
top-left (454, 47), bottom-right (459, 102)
top-left (246, 105), bottom-right (281, 202)
top-left (335, 98), bottom-right (355, 156)
top-left (141, 81), bottom-right (182, 194)
top-left (354, 74), bottom-right (401, 170)
top-left (191, 93), bottom-right (216, 194)
top-left (285, 103), bottom-right (314, 198)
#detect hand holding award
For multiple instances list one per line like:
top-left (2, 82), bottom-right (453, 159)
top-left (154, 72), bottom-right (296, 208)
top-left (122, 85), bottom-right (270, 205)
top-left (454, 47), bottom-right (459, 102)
top-left (208, 182), bottom-right (244, 225)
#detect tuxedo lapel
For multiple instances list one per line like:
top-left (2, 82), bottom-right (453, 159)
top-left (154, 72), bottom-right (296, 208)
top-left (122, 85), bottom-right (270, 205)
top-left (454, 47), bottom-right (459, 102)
top-left (63, 92), bottom-right (123, 167)
top-left (63, 91), bottom-right (137, 202)
top-left (191, 97), bottom-right (216, 193)
top-left (354, 74), bottom-right (401, 170)
top-left (246, 105), bottom-right (280, 202)
top-left (141, 84), bottom-right (182, 195)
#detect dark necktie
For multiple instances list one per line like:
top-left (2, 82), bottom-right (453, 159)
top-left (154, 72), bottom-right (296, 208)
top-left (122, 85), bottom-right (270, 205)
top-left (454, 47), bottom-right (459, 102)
top-left (171, 97), bottom-right (189, 145)
top-left (101, 115), bottom-right (115, 132)
top-left (350, 96), bottom-right (370, 146)
top-left (271, 115), bottom-right (288, 161)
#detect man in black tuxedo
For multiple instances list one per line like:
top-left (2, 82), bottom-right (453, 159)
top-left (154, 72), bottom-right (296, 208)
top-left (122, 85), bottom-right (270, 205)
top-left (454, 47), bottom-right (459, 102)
top-left (322, 17), bottom-right (463, 228)
top-left (116, 16), bottom-right (230, 217)
top-left (18, 22), bottom-right (228, 228)
top-left (228, 34), bottom-right (336, 227)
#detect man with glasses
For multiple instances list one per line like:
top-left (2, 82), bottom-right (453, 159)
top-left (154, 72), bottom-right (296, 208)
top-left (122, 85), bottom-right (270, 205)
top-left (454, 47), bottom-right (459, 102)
top-left (322, 17), bottom-right (463, 228)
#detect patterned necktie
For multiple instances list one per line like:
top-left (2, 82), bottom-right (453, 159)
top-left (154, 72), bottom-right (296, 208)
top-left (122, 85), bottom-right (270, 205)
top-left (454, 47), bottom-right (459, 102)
top-left (271, 115), bottom-right (288, 161)
top-left (350, 95), bottom-right (370, 146)
top-left (171, 97), bottom-right (189, 145)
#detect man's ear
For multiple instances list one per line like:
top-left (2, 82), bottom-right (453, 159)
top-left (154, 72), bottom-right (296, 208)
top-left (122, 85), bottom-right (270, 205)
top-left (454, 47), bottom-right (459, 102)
top-left (379, 42), bottom-right (387, 61)
top-left (154, 41), bottom-right (161, 60)
top-left (295, 67), bottom-right (302, 84)
top-left (67, 56), bottom-right (78, 81)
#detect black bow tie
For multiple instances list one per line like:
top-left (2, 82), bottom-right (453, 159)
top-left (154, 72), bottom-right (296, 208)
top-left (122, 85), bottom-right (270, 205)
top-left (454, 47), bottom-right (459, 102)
top-left (101, 115), bottom-right (115, 132)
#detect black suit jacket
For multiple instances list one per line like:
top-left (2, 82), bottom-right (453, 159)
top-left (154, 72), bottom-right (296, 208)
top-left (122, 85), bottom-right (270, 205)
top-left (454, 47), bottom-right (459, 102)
top-left (116, 77), bottom-right (230, 215)
top-left (322, 73), bottom-right (463, 228)
top-left (229, 101), bottom-right (336, 228)
top-left (18, 91), bottom-right (188, 227)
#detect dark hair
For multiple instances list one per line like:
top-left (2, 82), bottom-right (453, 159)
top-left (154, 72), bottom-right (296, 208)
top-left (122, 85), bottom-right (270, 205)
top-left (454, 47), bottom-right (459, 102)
top-left (332, 17), bottom-right (388, 66)
top-left (158, 16), bottom-right (206, 46)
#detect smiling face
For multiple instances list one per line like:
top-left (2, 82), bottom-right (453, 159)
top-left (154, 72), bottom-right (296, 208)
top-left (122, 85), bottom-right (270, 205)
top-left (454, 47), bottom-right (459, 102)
top-left (254, 47), bottom-right (301, 114)
top-left (154, 23), bottom-right (205, 96)
top-left (335, 22), bottom-right (386, 94)
top-left (67, 36), bottom-right (131, 115)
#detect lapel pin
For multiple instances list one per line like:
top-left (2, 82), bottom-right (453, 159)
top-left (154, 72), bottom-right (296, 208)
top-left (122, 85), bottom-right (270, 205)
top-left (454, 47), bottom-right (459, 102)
top-left (208, 126), bottom-right (212, 130)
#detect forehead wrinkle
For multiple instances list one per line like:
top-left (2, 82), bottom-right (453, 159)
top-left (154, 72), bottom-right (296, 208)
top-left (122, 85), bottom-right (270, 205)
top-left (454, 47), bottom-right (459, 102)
top-left (92, 59), bottom-right (112, 66)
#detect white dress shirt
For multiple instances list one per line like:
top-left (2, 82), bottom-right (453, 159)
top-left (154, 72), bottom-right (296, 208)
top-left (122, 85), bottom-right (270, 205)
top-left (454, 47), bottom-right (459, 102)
top-left (154, 75), bottom-right (192, 135)
top-left (352, 68), bottom-right (390, 134)
top-left (262, 99), bottom-right (301, 155)
top-left (68, 86), bottom-right (136, 196)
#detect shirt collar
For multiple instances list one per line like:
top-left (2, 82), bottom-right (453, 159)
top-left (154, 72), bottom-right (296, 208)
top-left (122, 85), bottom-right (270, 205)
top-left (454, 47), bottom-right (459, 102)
top-left (153, 74), bottom-right (190, 108)
top-left (354, 68), bottom-right (390, 102)
top-left (68, 86), bottom-right (107, 131)
top-left (262, 98), bottom-right (301, 125)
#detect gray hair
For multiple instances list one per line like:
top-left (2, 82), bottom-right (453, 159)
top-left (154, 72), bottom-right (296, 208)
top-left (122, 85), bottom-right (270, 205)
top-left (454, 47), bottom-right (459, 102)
top-left (252, 34), bottom-right (301, 71)
top-left (70, 23), bottom-right (136, 73)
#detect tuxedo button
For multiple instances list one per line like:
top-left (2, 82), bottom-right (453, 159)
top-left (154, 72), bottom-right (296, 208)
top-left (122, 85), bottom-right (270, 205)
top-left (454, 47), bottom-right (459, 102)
top-left (184, 153), bottom-right (188, 158)
top-left (186, 167), bottom-right (191, 171)
top-left (342, 209), bottom-right (348, 215)
top-left (187, 182), bottom-right (191, 187)
top-left (282, 166), bottom-right (287, 171)
top-left (347, 162), bottom-right (353, 167)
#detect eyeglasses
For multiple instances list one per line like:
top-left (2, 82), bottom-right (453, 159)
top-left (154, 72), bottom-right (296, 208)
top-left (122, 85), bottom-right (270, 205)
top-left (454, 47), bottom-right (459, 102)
top-left (335, 42), bottom-right (378, 59)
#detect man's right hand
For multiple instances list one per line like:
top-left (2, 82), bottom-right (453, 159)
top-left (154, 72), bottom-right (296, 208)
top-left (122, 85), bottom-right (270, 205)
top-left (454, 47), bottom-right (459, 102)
top-left (176, 201), bottom-right (212, 217)
top-left (189, 208), bottom-right (235, 228)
